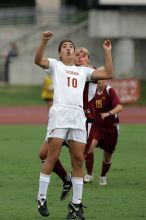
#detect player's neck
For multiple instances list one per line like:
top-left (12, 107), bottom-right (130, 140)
top-left (96, 87), bottom-right (104, 94)
top-left (62, 57), bottom-right (75, 66)
top-left (63, 61), bottom-right (74, 66)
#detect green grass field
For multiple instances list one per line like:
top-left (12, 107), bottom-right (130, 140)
top-left (0, 124), bottom-right (145, 220)
top-left (0, 85), bottom-right (44, 106)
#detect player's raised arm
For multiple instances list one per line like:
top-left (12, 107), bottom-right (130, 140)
top-left (34, 31), bottom-right (53, 69)
top-left (91, 40), bottom-right (113, 80)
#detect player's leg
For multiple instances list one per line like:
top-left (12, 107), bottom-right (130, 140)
top-left (39, 141), bottom-right (49, 162)
top-left (54, 158), bottom-right (72, 201)
top-left (39, 140), bottom-right (71, 182)
top-left (99, 151), bottom-right (112, 186)
top-left (53, 159), bottom-right (71, 183)
top-left (59, 141), bottom-right (72, 200)
top-left (66, 138), bottom-right (86, 220)
top-left (39, 140), bottom-right (72, 200)
top-left (84, 152), bottom-right (94, 183)
top-left (37, 137), bottom-right (64, 217)
top-left (84, 138), bottom-right (98, 183)
top-left (99, 125), bottom-right (118, 186)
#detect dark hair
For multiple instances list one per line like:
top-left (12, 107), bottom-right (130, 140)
top-left (58, 40), bottom-right (75, 52)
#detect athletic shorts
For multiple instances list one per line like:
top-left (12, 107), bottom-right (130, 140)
top-left (85, 123), bottom-right (119, 154)
top-left (45, 128), bottom-right (87, 144)
top-left (46, 105), bottom-right (87, 143)
top-left (47, 105), bottom-right (86, 130)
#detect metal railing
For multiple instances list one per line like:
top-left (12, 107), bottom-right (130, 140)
top-left (0, 7), bottom-right (36, 25)
top-left (0, 6), bottom-right (88, 25)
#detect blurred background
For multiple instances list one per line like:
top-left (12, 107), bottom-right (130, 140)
top-left (0, 0), bottom-right (146, 105)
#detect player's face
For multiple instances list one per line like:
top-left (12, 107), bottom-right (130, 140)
top-left (59, 42), bottom-right (75, 61)
top-left (74, 51), bottom-right (81, 66)
top-left (74, 50), bottom-right (89, 66)
top-left (97, 80), bottom-right (107, 89)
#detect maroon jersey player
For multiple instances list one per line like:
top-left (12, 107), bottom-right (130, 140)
top-left (84, 79), bottom-right (123, 185)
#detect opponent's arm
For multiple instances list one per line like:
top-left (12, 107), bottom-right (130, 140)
top-left (101, 104), bottom-right (123, 119)
top-left (91, 40), bottom-right (113, 80)
top-left (34, 31), bottom-right (53, 69)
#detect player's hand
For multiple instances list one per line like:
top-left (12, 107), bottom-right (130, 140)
top-left (103, 40), bottom-right (112, 51)
top-left (87, 145), bottom-right (94, 154)
top-left (42, 31), bottom-right (53, 41)
top-left (100, 112), bottom-right (109, 119)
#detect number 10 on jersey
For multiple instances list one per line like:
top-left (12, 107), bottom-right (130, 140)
top-left (67, 77), bottom-right (77, 88)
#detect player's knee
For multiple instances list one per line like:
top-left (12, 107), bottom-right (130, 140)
top-left (73, 155), bottom-right (84, 169)
top-left (45, 154), bottom-right (58, 165)
top-left (104, 151), bottom-right (112, 163)
top-left (104, 156), bottom-right (112, 164)
top-left (39, 150), bottom-right (46, 160)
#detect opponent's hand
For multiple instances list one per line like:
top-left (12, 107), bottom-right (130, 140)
top-left (103, 40), bottom-right (112, 51)
top-left (100, 112), bottom-right (109, 119)
top-left (42, 31), bottom-right (53, 41)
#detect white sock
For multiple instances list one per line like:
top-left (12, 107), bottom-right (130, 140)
top-left (37, 173), bottom-right (51, 201)
top-left (71, 177), bottom-right (83, 204)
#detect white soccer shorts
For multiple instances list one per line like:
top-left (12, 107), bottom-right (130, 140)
top-left (46, 128), bottom-right (87, 144)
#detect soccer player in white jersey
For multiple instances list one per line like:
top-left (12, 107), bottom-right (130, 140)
top-left (34, 31), bottom-right (113, 219)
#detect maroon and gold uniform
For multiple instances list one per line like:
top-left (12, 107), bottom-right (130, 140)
top-left (86, 84), bottom-right (121, 154)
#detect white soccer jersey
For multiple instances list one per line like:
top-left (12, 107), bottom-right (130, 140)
top-left (88, 82), bottom-right (97, 102)
top-left (45, 58), bottom-right (94, 108)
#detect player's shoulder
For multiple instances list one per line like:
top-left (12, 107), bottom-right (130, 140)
top-left (48, 58), bottom-right (58, 62)
top-left (78, 65), bottom-right (94, 70)
top-left (106, 85), bottom-right (117, 96)
top-left (49, 59), bottom-right (64, 68)
top-left (106, 84), bottom-right (112, 94)
top-left (79, 66), bottom-right (94, 75)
